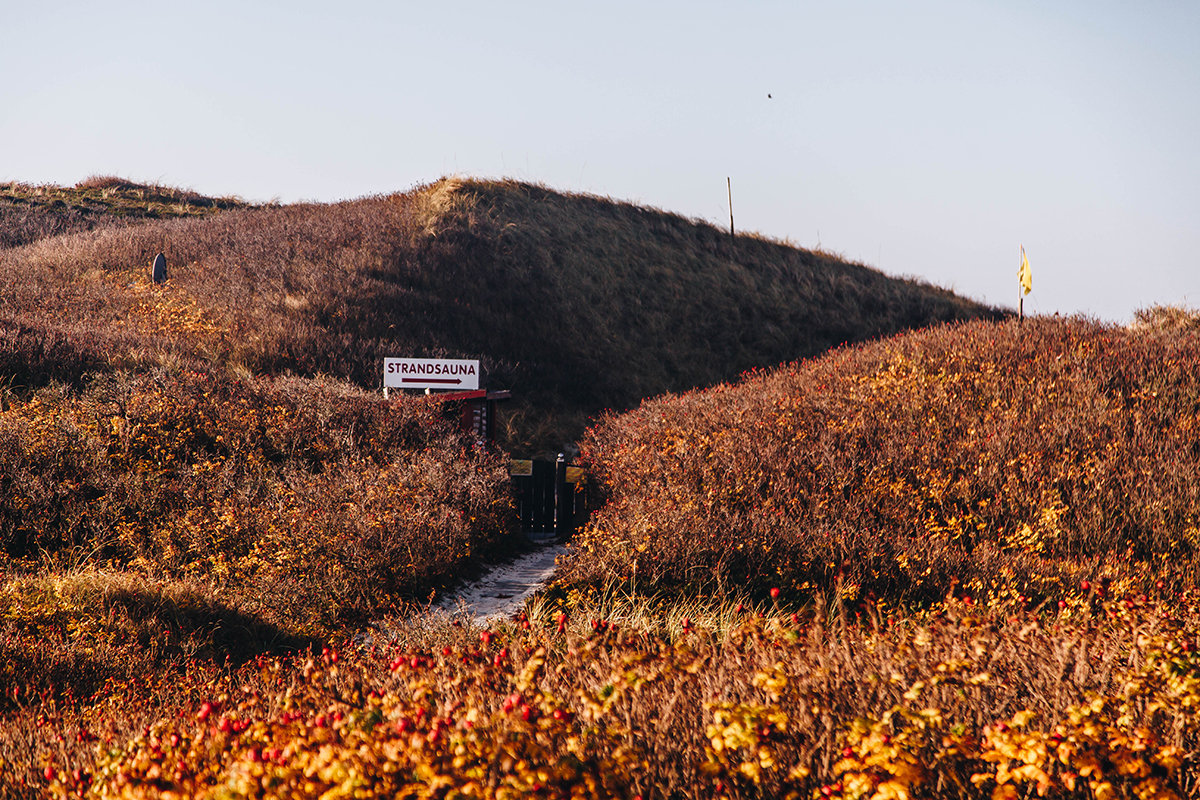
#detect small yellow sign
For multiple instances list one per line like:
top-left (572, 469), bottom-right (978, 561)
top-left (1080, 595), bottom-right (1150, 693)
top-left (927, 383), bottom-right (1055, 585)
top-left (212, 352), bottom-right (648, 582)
top-left (510, 460), bottom-right (533, 477)
top-left (565, 467), bottom-right (585, 483)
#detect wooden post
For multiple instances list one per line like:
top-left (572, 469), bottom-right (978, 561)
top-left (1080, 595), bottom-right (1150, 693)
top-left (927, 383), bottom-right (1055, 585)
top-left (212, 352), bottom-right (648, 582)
top-left (727, 177), bottom-right (735, 237)
top-left (554, 454), bottom-right (569, 539)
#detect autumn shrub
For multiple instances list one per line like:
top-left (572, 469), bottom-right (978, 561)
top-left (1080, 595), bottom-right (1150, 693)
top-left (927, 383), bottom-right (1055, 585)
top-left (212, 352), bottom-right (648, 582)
top-left (567, 317), bottom-right (1200, 607)
top-left (5, 588), bottom-right (1200, 798)
top-left (0, 368), bottom-right (519, 634)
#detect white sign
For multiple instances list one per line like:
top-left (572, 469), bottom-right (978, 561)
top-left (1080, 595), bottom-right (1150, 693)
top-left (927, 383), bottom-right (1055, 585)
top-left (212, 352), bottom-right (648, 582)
top-left (384, 358), bottom-right (480, 391)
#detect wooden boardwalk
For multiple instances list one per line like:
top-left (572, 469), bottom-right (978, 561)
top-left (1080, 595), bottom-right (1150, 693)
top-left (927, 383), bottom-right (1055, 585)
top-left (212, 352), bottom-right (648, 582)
top-left (434, 542), bottom-right (567, 625)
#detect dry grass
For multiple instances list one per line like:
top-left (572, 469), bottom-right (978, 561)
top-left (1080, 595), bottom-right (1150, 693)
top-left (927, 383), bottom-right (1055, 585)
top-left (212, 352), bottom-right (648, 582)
top-left (0, 177), bottom-right (1003, 456)
top-left (0, 174), bottom-right (1085, 797)
top-left (1, 312), bottom-right (1198, 796)
top-left (0, 178), bottom-right (255, 251)
top-left (1131, 303), bottom-right (1200, 332)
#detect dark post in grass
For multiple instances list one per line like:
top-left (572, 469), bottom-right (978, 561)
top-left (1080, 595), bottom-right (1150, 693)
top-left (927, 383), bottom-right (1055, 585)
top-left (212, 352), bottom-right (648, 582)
top-left (151, 253), bottom-right (167, 284)
top-left (554, 453), bottom-right (568, 539)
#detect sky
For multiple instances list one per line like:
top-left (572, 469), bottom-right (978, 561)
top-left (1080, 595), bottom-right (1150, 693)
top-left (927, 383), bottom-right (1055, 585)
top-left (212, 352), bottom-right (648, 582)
top-left (2, 1), bottom-right (1197, 322)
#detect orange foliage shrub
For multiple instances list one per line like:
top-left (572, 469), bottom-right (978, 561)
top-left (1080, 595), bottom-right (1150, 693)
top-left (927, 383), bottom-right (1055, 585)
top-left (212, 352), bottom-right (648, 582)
top-left (0, 369), bottom-right (518, 633)
top-left (569, 318), bottom-right (1200, 605)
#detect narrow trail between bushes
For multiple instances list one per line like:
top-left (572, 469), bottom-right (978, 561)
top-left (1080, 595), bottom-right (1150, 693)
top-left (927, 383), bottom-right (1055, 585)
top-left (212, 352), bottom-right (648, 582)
top-left (434, 541), bottom-right (568, 625)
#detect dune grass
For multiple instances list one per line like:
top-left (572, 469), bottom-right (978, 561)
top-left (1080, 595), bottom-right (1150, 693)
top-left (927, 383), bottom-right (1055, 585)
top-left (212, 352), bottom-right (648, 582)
top-left (0, 177), bottom-right (256, 250)
top-left (0, 177), bottom-right (1003, 456)
top-left (18, 175), bottom-right (1180, 798)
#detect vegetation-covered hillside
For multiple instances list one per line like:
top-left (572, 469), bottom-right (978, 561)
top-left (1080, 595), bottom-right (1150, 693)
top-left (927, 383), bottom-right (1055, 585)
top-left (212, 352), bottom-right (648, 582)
top-left (0, 174), bottom-right (1053, 798)
top-left (0, 176), bottom-right (256, 250)
top-left (0, 177), bottom-right (1004, 455)
top-left (6, 306), bottom-right (1200, 798)
top-left (567, 316), bottom-right (1200, 607)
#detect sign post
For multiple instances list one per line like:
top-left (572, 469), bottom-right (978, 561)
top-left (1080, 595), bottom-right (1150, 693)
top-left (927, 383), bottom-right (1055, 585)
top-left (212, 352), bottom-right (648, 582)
top-left (384, 358), bottom-right (480, 392)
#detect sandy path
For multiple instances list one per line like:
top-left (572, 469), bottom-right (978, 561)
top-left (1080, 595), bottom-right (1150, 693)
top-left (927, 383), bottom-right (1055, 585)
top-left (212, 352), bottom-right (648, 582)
top-left (433, 542), bottom-right (567, 625)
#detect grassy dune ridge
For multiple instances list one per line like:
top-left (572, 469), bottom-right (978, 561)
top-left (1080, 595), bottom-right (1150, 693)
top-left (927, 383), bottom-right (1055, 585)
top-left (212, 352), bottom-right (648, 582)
top-left (0, 177), bottom-right (256, 250)
top-left (0, 177), bottom-right (1003, 455)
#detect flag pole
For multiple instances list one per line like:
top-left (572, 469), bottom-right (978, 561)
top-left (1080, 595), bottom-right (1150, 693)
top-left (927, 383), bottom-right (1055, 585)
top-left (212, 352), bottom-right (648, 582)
top-left (1018, 246), bottom-right (1024, 322)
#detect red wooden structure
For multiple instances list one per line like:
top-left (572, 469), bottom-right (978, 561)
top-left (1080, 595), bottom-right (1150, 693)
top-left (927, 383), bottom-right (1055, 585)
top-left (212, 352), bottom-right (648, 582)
top-left (435, 389), bottom-right (511, 443)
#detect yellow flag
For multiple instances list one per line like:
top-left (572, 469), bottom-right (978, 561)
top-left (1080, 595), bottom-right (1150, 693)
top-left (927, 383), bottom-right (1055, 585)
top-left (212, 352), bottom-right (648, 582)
top-left (1018, 246), bottom-right (1032, 296)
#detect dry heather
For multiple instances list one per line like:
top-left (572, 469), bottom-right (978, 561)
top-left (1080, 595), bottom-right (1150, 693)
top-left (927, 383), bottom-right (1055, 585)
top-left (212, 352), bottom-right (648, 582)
top-left (6, 593), bottom-right (1200, 799)
top-left (0, 178), bottom-right (254, 250)
top-left (0, 177), bottom-right (1003, 455)
top-left (567, 317), bottom-right (1200, 607)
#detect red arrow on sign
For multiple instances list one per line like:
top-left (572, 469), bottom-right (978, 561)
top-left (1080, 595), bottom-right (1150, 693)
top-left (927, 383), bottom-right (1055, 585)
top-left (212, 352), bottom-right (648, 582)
top-left (403, 378), bottom-right (462, 385)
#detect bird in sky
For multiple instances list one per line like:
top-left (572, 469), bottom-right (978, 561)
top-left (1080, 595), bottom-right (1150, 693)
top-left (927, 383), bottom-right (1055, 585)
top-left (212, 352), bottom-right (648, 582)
top-left (767, 93), bottom-right (772, 98)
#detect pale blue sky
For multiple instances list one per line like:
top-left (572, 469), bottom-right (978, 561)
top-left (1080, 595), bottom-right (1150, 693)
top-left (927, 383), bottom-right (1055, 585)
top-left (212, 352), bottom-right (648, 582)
top-left (3, 1), bottom-right (1197, 322)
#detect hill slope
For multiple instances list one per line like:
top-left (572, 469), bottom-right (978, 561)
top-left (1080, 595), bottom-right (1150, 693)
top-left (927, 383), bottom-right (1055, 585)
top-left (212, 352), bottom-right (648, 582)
top-left (0, 176), bottom-right (256, 249)
top-left (0, 177), bottom-right (1004, 454)
top-left (566, 316), bottom-right (1200, 605)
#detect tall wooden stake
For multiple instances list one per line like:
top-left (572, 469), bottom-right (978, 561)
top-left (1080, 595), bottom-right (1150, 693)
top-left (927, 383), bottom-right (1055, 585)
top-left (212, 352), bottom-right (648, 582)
top-left (727, 177), bottom-right (735, 238)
